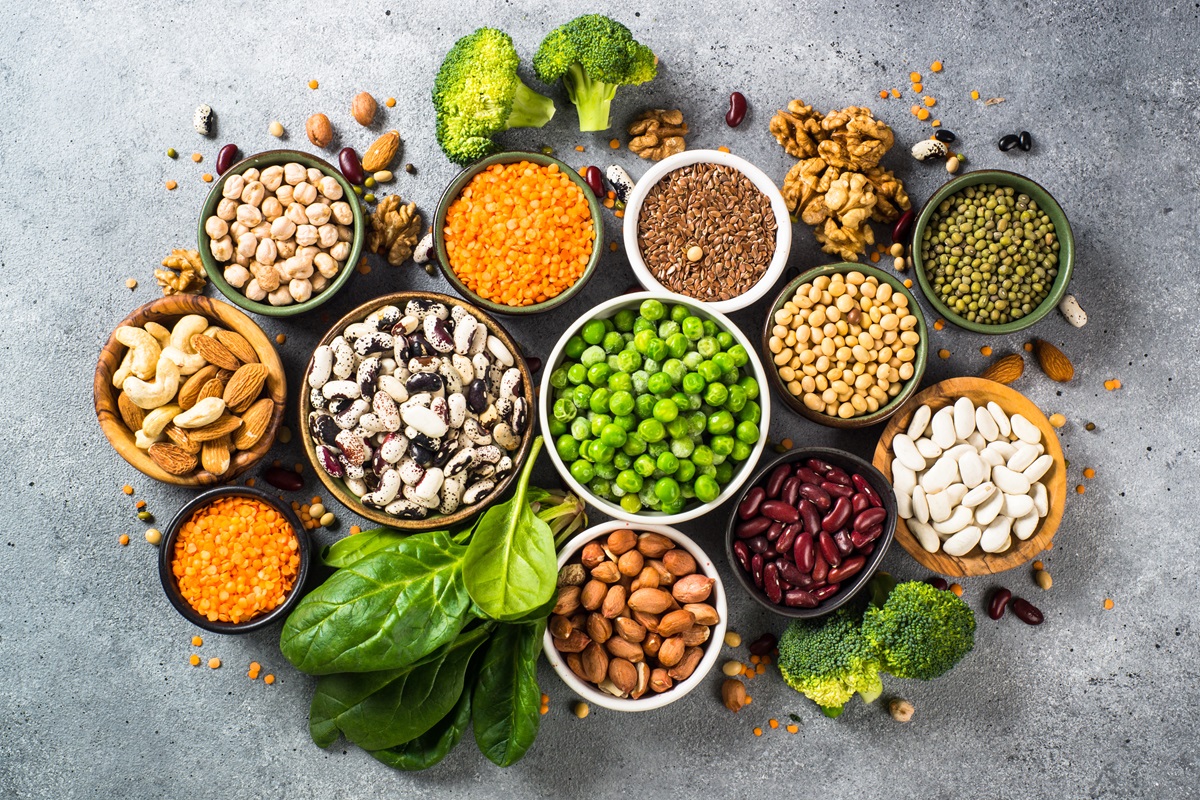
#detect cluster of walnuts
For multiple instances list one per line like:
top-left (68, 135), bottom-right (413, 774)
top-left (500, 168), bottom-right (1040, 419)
top-left (628, 109), bottom-right (688, 161)
top-left (770, 101), bottom-right (910, 261)
top-left (367, 195), bottom-right (422, 266)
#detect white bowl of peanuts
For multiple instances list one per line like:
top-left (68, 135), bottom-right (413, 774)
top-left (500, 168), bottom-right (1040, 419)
top-left (198, 150), bottom-right (366, 317)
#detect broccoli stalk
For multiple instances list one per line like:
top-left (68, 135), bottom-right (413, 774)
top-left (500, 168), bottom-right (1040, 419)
top-left (507, 80), bottom-right (558, 129)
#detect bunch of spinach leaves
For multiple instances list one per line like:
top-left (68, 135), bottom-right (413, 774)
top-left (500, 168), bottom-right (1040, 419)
top-left (280, 437), bottom-right (588, 770)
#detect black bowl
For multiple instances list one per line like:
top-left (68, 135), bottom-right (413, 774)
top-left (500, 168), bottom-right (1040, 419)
top-left (158, 486), bottom-right (311, 634)
top-left (724, 447), bottom-right (896, 619)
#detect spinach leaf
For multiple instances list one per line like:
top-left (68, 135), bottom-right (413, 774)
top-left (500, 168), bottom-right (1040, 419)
top-left (463, 437), bottom-right (557, 621)
top-left (281, 532), bottom-right (471, 675)
top-left (471, 620), bottom-right (545, 767)
top-left (308, 624), bottom-right (492, 751)
top-left (320, 528), bottom-right (412, 568)
top-left (368, 683), bottom-right (473, 771)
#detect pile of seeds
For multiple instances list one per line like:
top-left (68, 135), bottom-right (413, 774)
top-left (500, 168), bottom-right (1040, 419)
top-left (637, 163), bottom-right (776, 302)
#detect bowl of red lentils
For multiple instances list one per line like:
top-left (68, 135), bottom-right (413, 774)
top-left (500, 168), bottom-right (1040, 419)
top-left (158, 486), bottom-right (310, 634)
top-left (432, 151), bottom-right (604, 315)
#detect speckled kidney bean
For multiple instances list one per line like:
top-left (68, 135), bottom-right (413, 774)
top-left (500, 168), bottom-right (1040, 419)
top-left (988, 587), bottom-right (1012, 620)
top-left (763, 562), bottom-right (783, 604)
top-left (852, 473), bottom-right (882, 507)
top-left (799, 482), bottom-right (831, 510)
top-left (738, 487), bottom-right (765, 519)
top-left (1011, 597), bottom-right (1043, 625)
top-left (784, 588), bottom-right (818, 608)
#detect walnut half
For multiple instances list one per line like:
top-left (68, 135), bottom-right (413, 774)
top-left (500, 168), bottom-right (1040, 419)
top-left (155, 249), bottom-right (207, 296)
top-left (628, 109), bottom-right (688, 161)
top-left (367, 195), bottom-right (422, 267)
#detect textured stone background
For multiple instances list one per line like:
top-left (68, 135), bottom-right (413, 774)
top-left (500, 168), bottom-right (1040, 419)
top-left (1, 1), bottom-right (1197, 797)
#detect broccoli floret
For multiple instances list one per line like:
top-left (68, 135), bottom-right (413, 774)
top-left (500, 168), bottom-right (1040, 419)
top-left (777, 609), bottom-right (883, 715)
top-left (533, 14), bottom-right (657, 131)
top-left (433, 28), bottom-right (556, 165)
top-left (862, 581), bottom-right (976, 680)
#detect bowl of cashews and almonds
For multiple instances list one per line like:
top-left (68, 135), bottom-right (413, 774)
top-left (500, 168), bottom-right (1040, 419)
top-left (94, 295), bottom-right (287, 486)
top-left (197, 150), bottom-right (366, 318)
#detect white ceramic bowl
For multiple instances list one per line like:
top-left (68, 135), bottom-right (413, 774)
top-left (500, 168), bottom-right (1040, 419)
top-left (542, 521), bottom-right (728, 712)
top-left (539, 291), bottom-right (772, 525)
top-left (622, 149), bottom-right (792, 314)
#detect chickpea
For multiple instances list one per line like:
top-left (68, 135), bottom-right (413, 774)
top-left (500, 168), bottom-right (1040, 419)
top-left (241, 180), bottom-right (267, 208)
top-left (310, 272), bottom-right (329, 293)
top-left (210, 235), bottom-right (233, 261)
top-left (293, 182), bottom-right (318, 205)
top-left (289, 278), bottom-right (313, 303)
top-left (223, 265), bottom-right (251, 289)
top-left (271, 217), bottom-right (297, 241)
top-left (205, 215), bottom-right (228, 240)
top-left (330, 242), bottom-right (350, 262)
top-left (236, 204), bottom-right (263, 228)
top-left (244, 278), bottom-right (267, 301)
top-left (331, 202), bottom-right (354, 226)
top-left (286, 201), bottom-right (310, 226)
top-left (283, 162), bottom-right (306, 185)
top-left (216, 197), bottom-right (238, 221)
top-left (336, 224), bottom-right (354, 242)
top-left (256, 237), bottom-right (278, 266)
top-left (222, 174), bottom-right (246, 200)
top-left (318, 176), bottom-right (343, 200)
top-left (276, 184), bottom-right (295, 206)
top-left (243, 168), bottom-right (261, 182)
top-left (317, 224), bottom-right (339, 249)
top-left (306, 167), bottom-right (323, 185)
top-left (261, 165), bottom-right (285, 192)
top-left (252, 222), bottom-right (272, 240)
top-left (277, 238), bottom-right (297, 258)
top-left (267, 285), bottom-right (294, 306)
top-left (233, 251), bottom-right (251, 268)
top-left (236, 233), bottom-right (257, 260)
top-left (262, 197), bottom-right (283, 221)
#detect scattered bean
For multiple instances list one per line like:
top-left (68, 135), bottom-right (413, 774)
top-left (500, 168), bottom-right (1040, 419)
top-left (988, 587), bottom-right (1011, 620)
top-left (215, 144), bottom-right (239, 176)
top-left (584, 165), bottom-right (605, 197)
top-left (747, 633), bottom-right (776, 656)
top-left (998, 134), bottom-right (1021, 152)
top-left (144, 528), bottom-right (162, 546)
top-left (725, 92), bottom-right (747, 127)
top-left (1010, 597), bottom-right (1043, 625)
top-left (1034, 569), bottom-right (1052, 590)
top-left (339, 147), bottom-right (365, 185)
top-left (1018, 131), bottom-right (1033, 151)
top-left (934, 129), bottom-right (957, 143)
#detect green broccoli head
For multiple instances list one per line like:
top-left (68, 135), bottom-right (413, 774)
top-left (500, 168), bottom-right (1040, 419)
top-left (862, 581), bottom-right (976, 680)
top-left (777, 609), bottom-right (883, 714)
top-left (533, 14), bottom-right (657, 131)
top-left (433, 28), bottom-right (557, 165)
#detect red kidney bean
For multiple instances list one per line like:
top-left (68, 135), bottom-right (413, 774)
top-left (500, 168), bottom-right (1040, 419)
top-left (764, 562), bottom-right (783, 604)
top-left (798, 482), bottom-right (831, 511)
top-left (793, 532), bottom-right (814, 573)
top-left (748, 633), bottom-right (777, 656)
top-left (795, 466), bottom-right (823, 485)
top-left (263, 466), bottom-right (303, 491)
top-left (750, 553), bottom-right (765, 588)
top-left (1011, 597), bottom-right (1043, 625)
top-left (854, 506), bottom-right (888, 533)
top-left (736, 516), bottom-right (772, 539)
top-left (822, 481), bottom-right (855, 499)
top-left (850, 526), bottom-right (881, 549)
top-left (825, 466), bottom-right (852, 486)
top-left (812, 552), bottom-right (828, 584)
top-left (761, 500), bottom-right (800, 524)
top-left (827, 555), bottom-right (866, 584)
top-left (798, 499), bottom-right (821, 537)
top-left (525, 356), bottom-right (542, 374)
top-left (766, 521), bottom-right (783, 542)
top-left (851, 492), bottom-right (871, 515)
top-left (777, 559), bottom-right (811, 586)
top-left (806, 458), bottom-right (834, 474)
top-left (813, 583), bottom-right (841, 601)
top-left (822, 496), bottom-right (852, 533)
top-left (725, 91), bottom-right (747, 127)
top-left (775, 523), bottom-right (800, 555)
top-left (737, 487), bottom-right (766, 520)
top-left (745, 535), bottom-right (770, 554)
top-left (817, 531), bottom-right (842, 568)
top-left (732, 540), bottom-right (751, 572)
top-left (833, 529), bottom-right (854, 557)
top-left (851, 473), bottom-right (883, 507)
top-left (766, 464), bottom-right (791, 498)
top-left (338, 147), bottom-right (365, 185)
top-left (216, 143), bottom-right (240, 176)
top-left (891, 208), bottom-right (915, 243)
top-left (924, 576), bottom-right (949, 591)
top-left (583, 165), bottom-right (604, 196)
top-left (988, 588), bottom-right (1012, 620)
top-left (784, 589), bottom-right (819, 608)
top-left (781, 475), bottom-right (802, 507)
top-left (860, 543), bottom-right (874, 556)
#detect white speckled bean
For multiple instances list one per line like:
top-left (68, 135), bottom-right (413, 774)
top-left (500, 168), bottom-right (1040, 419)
top-left (1010, 413), bottom-right (1041, 444)
top-left (942, 525), bottom-right (982, 557)
top-left (953, 397), bottom-right (976, 440)
top-left (907, 405), bottom-right (932, 440)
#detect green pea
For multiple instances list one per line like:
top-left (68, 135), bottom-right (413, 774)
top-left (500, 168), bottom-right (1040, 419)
top-left (687, 412), bottom-right (708, 436)
top-left (589, 477), bottom-right (611, 496)
top-left (661, 358), bottom-right (686, 385)
top-left (730, 440), bottom-right (752, 462)
top-left (549, 367), bottom-right (569, 389)
top-left (613, 451), bottom-right (632, 470)
top-left (694, 474), bottom-right (720, 503)
top-left (703, 382), bottom-right (729, 407)
top-left (725, 383), bottom-right (747, 413)
top-left (616, 349), bottom-right (642, 373)
top-left (588, 388), bottom-right (612, 414)
top-left (607, 372), bottom-right (633, 393)
top-left (654, 477), bottom-right (681, 505)
top-left (620, 494), bottom-right (643, 514)
top-left (698, 360), bottom-right (722, 383)
top-left (570, 416), bottom-right (590, 440)
top-left (682, 351), bottom-right (703, 370)
top-left (646, 338), bottom-right (668, 362)
top-left (710, 435), bottom-right (734, 457)
top-left (639, 299), bottom-right (665, 321)
top-left (738, 375), bottom-right (759, 399)
top-left (570, 384), bottom-right (593, 409)
top-left (586, 362), bottom-right (611, 386)
top-left (581, 319), bottom-right (606, 345)
top-left (670, 303), bottom-right (690, 323)
top-left (608, 390), bottom-right (635, 416)
top-left (643, 357), bottom-right (660, 374)
top-left (653, 398), bottom-right (679, 423)
top-left (681, 316), bottom-right (705, 340)
top-left (600, 331), bottom-right (625, 354)
top-left (555, 434), bottom-right (580, 461)
top-left (739, 401), bottom-right (760, 427)
top-left (616, 469), bottom-right (644, 493)
top-left (589, 441), bottom-right (615, 463)
top-left (715, 461), bottom-right (734, 484)
top-left (665, 417), bottom-right (689, 440)
top-left (599, 423), bottom-right (627, 448)
top-left (681, 372), bottom-right (706, 395)
top-left (707, 410), bottom-right (735, 435)
top-left (633, 329), bottom-right (654, 354)
top-left (712, 352), bottom-right (735, 374)
top-left (638, 418), bottom-right (666, 442)
top-left (647, 372), bottom-right (673, 395)
top-left (702, 319), bottom-right (718, 337)
top-left (656, 451), bottom-right (680, 475)
top-left (676, 391), bottom-right (701, 412)
top-left (580, 345), bottom-right (606, 367)
top-left (589, 414), bottom-right (613, 437)
top-left (735, 420), bottom-right (760, 444)
top-left (613, 308), bottom-right (636, 332)
top-left (614, 413), bottom-right (637, 432)
top-left (716, 331), bottom-right (735, 350)
top-left (633, 316), bottom-right (655, 334)
top-left (623, 432), bottom-right (648, 456)
top-left (569, 460), bottom-right (595, 484)
top-left (670, 435), bottom-right (695, 459)
top-left (665, 332), bottom-right (690, 359)
top-left (633, 453), bottom-right (657, 476)
top-left (553, 398), bottom-right (577, 423)
top-left (547, 418), bottom-right (567, 437)
top-left (657, 319), bottom-right (681, 339)
top-left (692, 444), bottom-right (714, 466)
top-left (631, 370), bottom-right (650, 394)
top-left (675, 458), bottom-right (696, 484)
top-left (634, 393), bottom-right (656, 419)
top-left (566, 363), bottom-right (587, 385)
top-left (697, 336), bottom-right (720, 358)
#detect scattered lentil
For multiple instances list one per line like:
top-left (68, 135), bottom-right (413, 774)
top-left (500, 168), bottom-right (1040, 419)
top-left (879, 90), bottom-right (889, 99)
top-left (189, 654), bottom-right (201, 666)
top-left (890, 88), bottom-right (901, 98)
top-left (165, 180), bottom-right (177, 190)
top-left (125, 278), bottom-right (138, 290)
top-left (752, 727), bottom-right (763, 736)
top-left (264, 674), bottom-right (275, 684)
top-left (1024, 342), bottom-right (1034, 352)
top-left (980, 346), bottom-right (993, 356)
top-left (909, 71), bottom-right (921, 82)
top-left (786, 724), bottom-right (799, 734)
top-left (938, 348), bottom-right (951, 359)
top-left (192, 635), bottom-right (203, 647)
top-left (716, 145), bottom-right (730, 153)
top-left (118, 534), bottom-right (130, 546)
top-left (1103, 598), bottom-right (1114, 610)
top-left (768, 718), bottom-right (779, 729)
top-left (931, 60), bottom-right (943, 72)
top-left (275, 334), bottom-right (286, 345)
top-left (1083, 467), bottom-right (1096, 479)
top-left (201, 173), bottom-right (213, 182)
top-left (385, 97), bottom-right (396, 107)
top-left (1076, 484), bottom-right (1086, 494)
top-left (349, 525), bottom-right (361, 535)
top-left (191, 152), bottom-right (203, 163)
top-left (208, 657), bottom-right (221, 669)
top-left (308, 79), bottom-right (318, 89)
top-left (123, 484), bottom-right (134, 495)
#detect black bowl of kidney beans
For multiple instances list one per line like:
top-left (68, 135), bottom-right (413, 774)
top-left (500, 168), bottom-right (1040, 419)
top-left (724, 447), bottom-right (896, 618)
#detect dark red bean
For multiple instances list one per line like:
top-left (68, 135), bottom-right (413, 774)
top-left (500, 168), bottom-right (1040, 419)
top-left (852, 473), bottom-right (883, 508)
top-left (850, 526), bottom-right (882, 549)
top-left (732, 540), bottom-right (752, 572)
top-left (813, 583), bottom-right (841, 601)
top-left (833, 529), bottom-right (854, 557)
top-left (725, 91), bottom-right (747, 127)
top-left (1011, 597), bottom-right (1043, 625)
top-left (338, 147), bottom-right (365, 184)
top-left (761, 500), bottom-right (800, 524)
top-left (784, 589), bottom-right (819, 608)
top-left (736, 516), bottom-right (772, 539)
top-left (925, 576), bottom-right (949, 591)
top-left (777, 559), bottom-right (811, 586)
top-left (822, 481), bottom-right (854, 499)
top-left (737, 487), bottom-right (766, 520)
top-left (851, 492), bottom-right (871, 516)
top-left (216, 143), bottom-right (240, 176)
top-left (751, 553), bottom-right (765, 588)
top-left (748, 633), bottom-right (777, 656)
top-left (793, 532), bottom-right (814, 573)
top-left (822, 496), bottom-right (852, 533)
top-left (795, 466), bottom-right (823, 485)
top-left (812, 552), bottom-right (828, 584)
top-left (860, 543), bottom-right (874, 556)
top-left (746, 535), bottom-right (770, 554)
top-left (766, 521), bottom-right (783, 542)
top-left (817, 531), bottom-right (841, 568)
top-left (798, 482), bottom-right (832, 511)
top-left (766, 464), bottom-right (791, 498)
top-left (854, 506), bottom-right (888, 533)
top-left (525, 356), bottom-right (542, 374)
top-left (263, 466), bottom-right (303, 492)
top-left (798, 499), bottom-right (821, 537)
top-left (891, 208), bottom-right (915, 243)
top-left (781, 475), bottom-right (802, 507)
top-left (775, 523), bottom-right (800, 555)
top-left (583, 165), bottom-right (605, 197)
top-left (988, 588), bottom-right (1012, 620)
top-left (827, 555), bottom-right (866, 584)
top-left (806, 458), bottom-right (834, 474)
top-left (825, 466), bottom-right (852, 486)
top-left (764, 563), bottom-right (783, 604)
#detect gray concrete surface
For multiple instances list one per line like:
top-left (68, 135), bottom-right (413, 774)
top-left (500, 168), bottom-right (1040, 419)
top-left (1, 1), bottom-right (1197, 797)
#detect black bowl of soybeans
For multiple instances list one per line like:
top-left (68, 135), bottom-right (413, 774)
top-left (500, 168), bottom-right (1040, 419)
top-left (724, 447), bottom-right (896, 619)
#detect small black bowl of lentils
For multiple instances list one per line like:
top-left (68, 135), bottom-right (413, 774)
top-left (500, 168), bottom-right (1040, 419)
top-left (911, 170), bottom-right (1073, 334)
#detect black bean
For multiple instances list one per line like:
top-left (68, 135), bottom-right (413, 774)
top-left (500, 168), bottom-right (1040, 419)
top-left (934, 129), bottom-right (957, 143)
top-left (998, 134), bottom-right (1021, 152)
top-left (1018, 130), bottom-right (1033, 151)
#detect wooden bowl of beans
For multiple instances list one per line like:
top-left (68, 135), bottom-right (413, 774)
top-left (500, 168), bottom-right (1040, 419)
top-left (158, 486), bottom-right (311, 634)
top-left (432, 151), bottom-right (604, 315)
top-left (761, 262), bottom-right (928, 429)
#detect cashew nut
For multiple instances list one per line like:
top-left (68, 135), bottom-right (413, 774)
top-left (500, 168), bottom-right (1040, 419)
top-left (144, 322), bottom-right (172, 350)
top-left (114, 326), bottom-right (162, 381)
top-left (141, 404), bottom-right (182, 437)
top-left (113, 348), bottom-right (135, 388)
top-left (163, 346), bottom-right (207, 376)
top-left (166, 315), bottom-right (209, 375)
top-left (135, 429), bottom-right (164, 449)
top-left (123, 354), bottom-right (181, 409)
top-left (173, 397), bottom-right (226, 428)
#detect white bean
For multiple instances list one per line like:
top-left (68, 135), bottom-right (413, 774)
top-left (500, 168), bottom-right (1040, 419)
top-left (974, 488), bottom-right (1005, 526)
top-left (912, 485), bottom-right (929, 524)
top-left (944, 483), bottom-right (969, 507)
top-left (401, 406), bottom-right (449, 438)
top-left (1031, 482), bottom-right (1049, 517)
top-left (915, 437), bottom-right (942, 460)
top-left (979, 516), bottom-right (1013, 553)
top-left (926, 489), bottom-right (953, 523)
top-left (987, 401), bottom-right (1011, 437)
top-left (958, 450), bottom-right (987, 488)
top-left (993, 465), bottom-right (1031, 495)
top-left (892, 462), bottom-right (917, 496)
top-left (986, 440), bottom-right (1018, 461)
top-left (931, 406), bottom-right (957, 449)
top-left (966, 431), bottom-right (987, 451)
top-left (1002, 493), bottom-right (1035, 518)
top-left (961, 482), bottom-right (996, 508)
top-left (1023, 454), bottom-right (1054, 483)
top-left (1007, 443), bottom-right (1040, 473)
top-left (975, 405), bottom-right (1000, 441)
top-left (953, 396), bottom-right (976, 440)
top-left (1014, 509), bottom-right (1040, 540)
top-left (921, 454), bottom-right (959, 494)
top-left (909, 519), bottom-right (940, 553)
top-left (1010, 413), bottom-right (1042, 444)
top-left (892, 434), bottom-right (926, 472)
top-left (942, 525), bottom-right (982, 557)
top-left (907, 405), bottom-right (932, 440)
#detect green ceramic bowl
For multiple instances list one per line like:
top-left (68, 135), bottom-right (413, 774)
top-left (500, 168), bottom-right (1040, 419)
top-left (910, 169), bottom-right (1073, 335)
top-left (432, 151), bottom-right (604, 316)
top-left (762, 262), bottom-right (928, 429)
top-left (197, 150), bottom-right (365, 318)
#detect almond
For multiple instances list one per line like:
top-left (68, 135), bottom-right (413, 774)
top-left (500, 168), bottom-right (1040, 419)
top-left (581, 641), bottom-right (608, 684)
top-left (198, 377), bottom-right (225, 403)
top-left (148, 442), bottom-right (198, 475)
top-left (190, 414), bottom-right (243, 442)
top-left (230, 397), bottom-right (272, 451)
top-left (1033, 339), bottom-right (1075, 382)
top-left (201, 435), bottom-right (231, 476)
top-left (350, 91), bottom-right (377, 126)
top-left (223, 363), bottom-right (268, 412)
top-left (306, 113), bottom-right (334, 148)
top-left (608, 658), bottom-right (638, 694)
top-left (164, 424), bottom-right (202, 455)
top-left (214, 329), bottom-right (258, 364)
top-left (190, 334), bottom-right (241, 371)
top-left (361, 129), bottom-right (400, 172)
top-left (657, 609), bottom-right (697, 638)
top-left (117, 391), bottom-right (146, 432)
top-left (177, 365), bottom-right (218, 411)
top-left (601, 584), bottom-right (627, 619)
top-left (979, 353), bottom-right (1024, 385)
top-left (628, 587), bottom-right (674, 614)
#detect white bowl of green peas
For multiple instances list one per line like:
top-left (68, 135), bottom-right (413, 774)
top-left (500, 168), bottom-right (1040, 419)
top-left (540, 292), bottom-right (771, 524)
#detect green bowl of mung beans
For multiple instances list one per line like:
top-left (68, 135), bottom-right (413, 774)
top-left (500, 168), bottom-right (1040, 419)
top-left (911, 170), bottom-right (1073, 334)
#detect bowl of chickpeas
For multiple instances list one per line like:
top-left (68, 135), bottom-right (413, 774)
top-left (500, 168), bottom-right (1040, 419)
top-left (198, 150), bottom-right (366, 318)
top-left (761, 263), bottom-right (927, 429)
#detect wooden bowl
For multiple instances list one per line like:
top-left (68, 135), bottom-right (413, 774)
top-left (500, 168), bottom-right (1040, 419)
top-left (872, 377), bottom-right (1066, 576)
top-left (300, 291), bottom-right (536, 530)
top-left (94, 295), bottom-right (287, 486)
